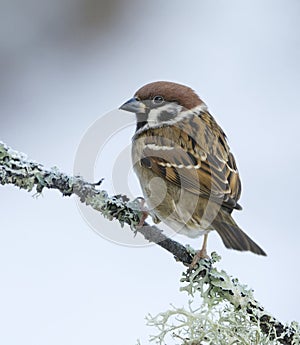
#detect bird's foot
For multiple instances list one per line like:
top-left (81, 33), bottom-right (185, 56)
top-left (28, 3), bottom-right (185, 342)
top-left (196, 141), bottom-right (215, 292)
top-left (189, 248), bottom-right (210, 269)
top-left (135, 197), bottom-right (149, 228)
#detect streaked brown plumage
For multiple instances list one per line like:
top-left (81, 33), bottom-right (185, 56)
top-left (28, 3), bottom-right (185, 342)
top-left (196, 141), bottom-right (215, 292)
top-left (120, 81), bottom-right (266, 261)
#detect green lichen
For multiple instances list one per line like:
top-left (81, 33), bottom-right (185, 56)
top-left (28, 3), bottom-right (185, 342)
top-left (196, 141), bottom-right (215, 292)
top-left (145, 255), bottom-right (300, 345)
top-left (1, 141), bottom-right (299, 345)
top-left (0, 141), bottom-right (141, 230)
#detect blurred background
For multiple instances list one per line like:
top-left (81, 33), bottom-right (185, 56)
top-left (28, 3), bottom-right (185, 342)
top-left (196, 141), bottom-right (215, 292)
top-left (1, 0), bottom-right (300, 344)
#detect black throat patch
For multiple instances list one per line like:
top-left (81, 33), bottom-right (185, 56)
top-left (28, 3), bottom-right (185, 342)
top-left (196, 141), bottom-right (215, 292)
top-left (135, 113), bottom-right (148, 132)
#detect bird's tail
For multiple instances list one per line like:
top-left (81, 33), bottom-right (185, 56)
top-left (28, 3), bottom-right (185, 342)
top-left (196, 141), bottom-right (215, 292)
top-left (212, 211), bottom-right (267, 256)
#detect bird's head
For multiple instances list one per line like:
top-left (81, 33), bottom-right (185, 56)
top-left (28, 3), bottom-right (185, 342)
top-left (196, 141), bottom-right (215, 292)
top-left (119, 81), bottom-right (206, 132)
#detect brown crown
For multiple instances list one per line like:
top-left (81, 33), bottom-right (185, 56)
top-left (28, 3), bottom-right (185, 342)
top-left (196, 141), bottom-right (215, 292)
top-left (135, 81), bottom-right (204, 110)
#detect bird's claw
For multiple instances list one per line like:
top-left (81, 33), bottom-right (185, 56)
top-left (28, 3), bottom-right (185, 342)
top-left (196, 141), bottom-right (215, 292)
top-left (189, 249), bottom-right (210, 269)
top-left (135, 197), bottom-right (149, 228)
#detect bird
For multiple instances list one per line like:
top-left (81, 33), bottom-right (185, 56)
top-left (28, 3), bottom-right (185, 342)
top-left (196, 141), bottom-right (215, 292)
top-left (119, 81), bottom-right (266, 265)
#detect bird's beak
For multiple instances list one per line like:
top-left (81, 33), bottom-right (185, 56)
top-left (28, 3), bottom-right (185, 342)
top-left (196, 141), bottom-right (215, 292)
top-left (119, 97), bottom-right (146, 114)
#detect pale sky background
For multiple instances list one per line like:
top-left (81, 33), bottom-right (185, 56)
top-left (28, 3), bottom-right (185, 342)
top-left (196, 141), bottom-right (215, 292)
top-left (1, 0), bottom-right (300, 344)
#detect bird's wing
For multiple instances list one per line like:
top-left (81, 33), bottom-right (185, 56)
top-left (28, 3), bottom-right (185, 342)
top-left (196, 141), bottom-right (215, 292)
top-left (140, 111), bottom-right (242, 211)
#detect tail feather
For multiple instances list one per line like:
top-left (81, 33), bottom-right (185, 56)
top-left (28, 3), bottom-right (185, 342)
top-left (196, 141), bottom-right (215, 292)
top-left (212, 213), bottom-right (267, 256)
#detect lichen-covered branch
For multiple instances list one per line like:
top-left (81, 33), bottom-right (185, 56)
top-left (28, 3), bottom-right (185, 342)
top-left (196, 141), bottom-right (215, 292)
top-left (0, 141), bottom-right (192, 265)
top-left (147, 253), bottom-right (300, 344)
top-left (0, 141), bottom-right (299, 344)
top-left (177, 254), bottom-right (299, 345)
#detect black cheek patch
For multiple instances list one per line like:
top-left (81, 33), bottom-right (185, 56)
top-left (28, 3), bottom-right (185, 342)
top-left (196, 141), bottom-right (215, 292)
top-left (158, 110), bottom-right (177, 122)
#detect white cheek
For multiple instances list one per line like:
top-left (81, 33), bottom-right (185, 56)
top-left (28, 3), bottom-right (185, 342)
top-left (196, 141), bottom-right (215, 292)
top-left (147, 103), bottom-right (182, 126)
top-left (133, 103), bottom-right (208, 137)
top-left (147, 108), bottom-right (163, 125)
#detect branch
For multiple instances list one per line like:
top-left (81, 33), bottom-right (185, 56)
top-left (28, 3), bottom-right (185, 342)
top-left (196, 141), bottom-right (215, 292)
top-left (178, 254), bottom-right (300, 345)
top-left (0, 142), bottom-right (192, 265)
top-left (0, 141), bottom-right (298, 344)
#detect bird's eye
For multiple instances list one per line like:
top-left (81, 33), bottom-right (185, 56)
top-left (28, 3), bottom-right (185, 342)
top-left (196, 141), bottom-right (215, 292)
top-left (152, 95), bottom-right (164, 104)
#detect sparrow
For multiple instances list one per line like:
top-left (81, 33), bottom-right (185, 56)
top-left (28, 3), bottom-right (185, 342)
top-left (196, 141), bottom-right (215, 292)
top-left (119, 81), bottom-right (266, 264)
